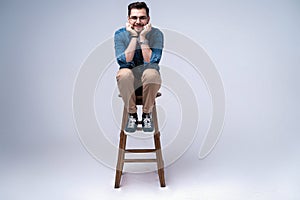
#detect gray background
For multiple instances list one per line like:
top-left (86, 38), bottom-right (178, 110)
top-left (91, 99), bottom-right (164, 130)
top-left (1, 0), bottom-right (299, 199)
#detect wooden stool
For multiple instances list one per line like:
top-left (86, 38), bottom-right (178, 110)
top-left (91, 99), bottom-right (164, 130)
top-left (114, 92), bottom-right (166, 188)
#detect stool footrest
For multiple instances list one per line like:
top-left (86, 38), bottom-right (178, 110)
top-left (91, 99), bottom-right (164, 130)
top-left (125, 149), bottom-right (156, 153)
top-left (124, 158), bottom-right (157, 163)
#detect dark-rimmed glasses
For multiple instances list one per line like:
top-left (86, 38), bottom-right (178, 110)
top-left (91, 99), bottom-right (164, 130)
top-left (129, 16), bottom-right (148, 21)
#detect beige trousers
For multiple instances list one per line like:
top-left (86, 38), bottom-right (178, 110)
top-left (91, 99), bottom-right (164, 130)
top-left (116, 68), bottom-right (161, 113)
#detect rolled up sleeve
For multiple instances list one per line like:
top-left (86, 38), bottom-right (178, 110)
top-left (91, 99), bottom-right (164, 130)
top-left (114, 30), bottom-right (134, 69)
top-left (145, 30), bottom-right (164, 65)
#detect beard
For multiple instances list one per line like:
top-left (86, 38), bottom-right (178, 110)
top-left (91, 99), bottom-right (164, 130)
top-left (133, 22), bottom-right (146, 33)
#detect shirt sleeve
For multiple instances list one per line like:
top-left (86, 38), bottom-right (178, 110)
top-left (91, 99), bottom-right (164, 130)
top-left (145, 29), bottom-right (164, 65)
top-left (114, 30), bottom-right (134, 69)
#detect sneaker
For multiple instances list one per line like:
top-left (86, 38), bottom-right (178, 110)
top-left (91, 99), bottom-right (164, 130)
top-left (142, 113), bottom-right (154, 132)
top-left (125, 113), bottom-right (138, 133)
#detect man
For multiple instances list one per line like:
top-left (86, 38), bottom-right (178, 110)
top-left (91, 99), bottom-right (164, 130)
top-left (114, 2), bottom-right (163, 133)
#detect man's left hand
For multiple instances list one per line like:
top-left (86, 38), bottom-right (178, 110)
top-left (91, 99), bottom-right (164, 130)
top-left (140, 23), bottom-right (152, 38)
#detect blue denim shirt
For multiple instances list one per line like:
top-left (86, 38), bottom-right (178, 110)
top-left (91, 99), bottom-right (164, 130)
top-left (114, 27), bottom-right (164, 71)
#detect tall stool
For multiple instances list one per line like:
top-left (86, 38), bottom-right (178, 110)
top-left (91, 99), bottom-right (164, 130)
top-left (114, 92), bottom-right (166, 188)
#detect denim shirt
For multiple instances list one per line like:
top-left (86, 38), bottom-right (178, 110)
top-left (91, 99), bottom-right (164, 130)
top-left (114, 27), bottom-right (164, 71)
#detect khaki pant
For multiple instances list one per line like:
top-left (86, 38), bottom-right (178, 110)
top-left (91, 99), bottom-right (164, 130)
top-left (116, 68), bottom-right (161, 113)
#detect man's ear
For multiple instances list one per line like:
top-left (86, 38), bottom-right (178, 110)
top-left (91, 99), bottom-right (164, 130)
top-left (147, 16), bottom-right (150, 24)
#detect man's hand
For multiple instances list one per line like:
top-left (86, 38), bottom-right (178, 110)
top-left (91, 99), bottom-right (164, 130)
top-left (140, 23), bottom-right (152, 37)
top-left (126, 22), bottom-right (138, 36)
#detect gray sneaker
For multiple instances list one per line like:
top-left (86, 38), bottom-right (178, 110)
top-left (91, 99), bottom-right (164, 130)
top-left (125, 113), bottom-right (138, 133)
top-left (142, 113), bottom-right (154, 132)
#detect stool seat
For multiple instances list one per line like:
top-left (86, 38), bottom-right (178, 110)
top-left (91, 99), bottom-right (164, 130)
top-left (118, 92), bottom-right (161, 105)
top-left (118, 92), bottom-right (161, 98)
top-left (114, 92), bottom-right (166, 188)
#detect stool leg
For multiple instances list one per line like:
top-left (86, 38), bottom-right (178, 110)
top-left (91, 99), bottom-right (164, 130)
top-left (152, 104), bottom-right (166, 187)
top-left (121, 106), bottom-right (128, 130)
top-left (115, 107), bottom-right (128, 188)
top-left (115, 131), bottom-right (127, 188)
top-left (152, 103), bottom-right (159, 132)
top-left (154, 132), bottom-right (166, 187)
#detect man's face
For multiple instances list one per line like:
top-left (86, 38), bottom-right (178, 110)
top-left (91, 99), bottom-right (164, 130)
top-left (128, 8), bottom-right (150, 33)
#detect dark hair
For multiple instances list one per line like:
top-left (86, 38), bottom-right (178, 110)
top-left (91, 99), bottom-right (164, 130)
top-left (128, 2), bottom-right (149, 17)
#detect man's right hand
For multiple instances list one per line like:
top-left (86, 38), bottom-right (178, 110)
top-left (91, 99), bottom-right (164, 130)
top-left (126, 22), bottom-right (138, 37)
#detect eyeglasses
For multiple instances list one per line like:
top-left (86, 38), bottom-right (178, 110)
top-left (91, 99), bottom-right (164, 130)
top-left (129, 16), bottom-right (148, 21)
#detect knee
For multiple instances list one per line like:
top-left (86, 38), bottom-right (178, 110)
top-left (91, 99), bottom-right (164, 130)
top-left (116, 68), bottom-right (134, 83)
top-left (142, 69), bottom-right (161, 84)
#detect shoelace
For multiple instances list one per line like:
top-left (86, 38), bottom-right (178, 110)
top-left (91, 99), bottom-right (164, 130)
top-left (143, 116), bottom-right (152, 128)
top-left (128, 116), bottom-right (137, 128)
